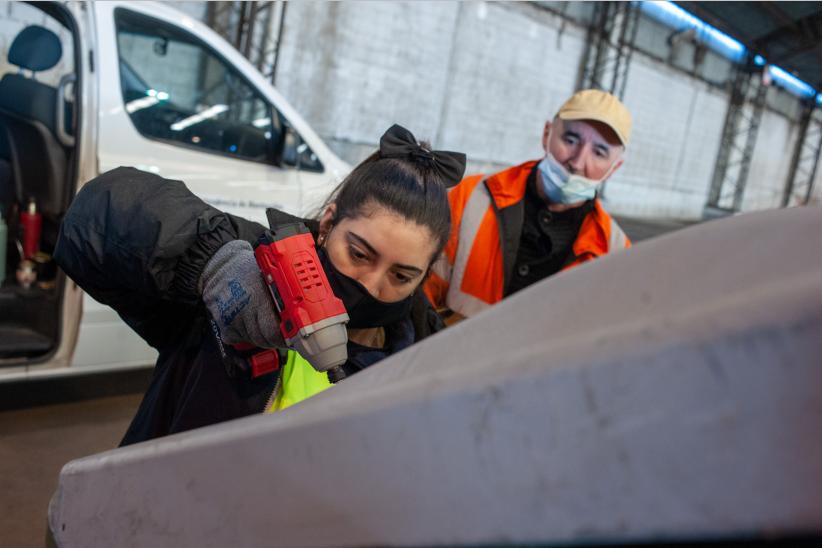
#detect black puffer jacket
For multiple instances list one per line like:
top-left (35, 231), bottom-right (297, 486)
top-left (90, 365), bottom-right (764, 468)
top-left (55, 167), bottom-right (444, 445)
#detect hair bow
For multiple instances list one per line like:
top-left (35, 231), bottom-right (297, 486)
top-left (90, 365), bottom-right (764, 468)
top-left (379, 124), bottom-right (467, 188)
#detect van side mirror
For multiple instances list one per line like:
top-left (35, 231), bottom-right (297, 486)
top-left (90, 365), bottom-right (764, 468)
top-left (153, 37), bottom-right (168, 56)
top-left (269, 116), bottom-right (286, 166)
top-left (282, 126), bottom-right (323, 173)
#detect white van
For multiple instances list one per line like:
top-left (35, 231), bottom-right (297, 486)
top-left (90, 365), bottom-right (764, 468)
top-left (0, 1), bottom-right (349, 381)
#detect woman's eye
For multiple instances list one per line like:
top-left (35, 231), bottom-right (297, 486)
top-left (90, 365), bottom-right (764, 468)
top-left (349, 246), bottom-right (368, 262)
top-left (393, 271), bottom-right (414, 284)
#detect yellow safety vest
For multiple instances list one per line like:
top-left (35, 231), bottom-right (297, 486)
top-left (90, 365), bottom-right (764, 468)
top-left (266, 350), bottom-right (333, 412)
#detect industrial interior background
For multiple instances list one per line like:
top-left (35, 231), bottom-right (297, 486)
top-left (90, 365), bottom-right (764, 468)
top-left (2, 1), bottom-right (817, 220)
top-left (2, 2), bottom-right (822, 546)
top-left (166, 0), bottom-right (822, 221)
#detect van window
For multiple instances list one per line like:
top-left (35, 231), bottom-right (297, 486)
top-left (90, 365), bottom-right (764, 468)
top-left (0, 3), bottom-right (77, 152)
top-left (114, 9), bottom-right (281, 164)
top-left (0, 3), bottom-right (76, 86)
top-left (282, 121), bottom-right (325, 173)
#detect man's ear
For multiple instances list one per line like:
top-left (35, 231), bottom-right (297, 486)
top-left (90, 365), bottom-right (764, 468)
top-left (613, 157), bottom-right (624, 173)
top-left (318, 203), bottom-right (337, 242)
top-left (542, 120), bottom-right (553, 154)
top-left (604, 156), bottom-right (625, 182)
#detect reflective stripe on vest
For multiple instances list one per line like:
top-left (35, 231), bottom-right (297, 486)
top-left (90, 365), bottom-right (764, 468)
top-left (445, 180), bottom-right (494, 317)
top-left (266, 350), bottom-right (333, 413)
top-left (607, 217), bottom-right (629, 250)
top-left (430, 253), bottom-right (452, 283)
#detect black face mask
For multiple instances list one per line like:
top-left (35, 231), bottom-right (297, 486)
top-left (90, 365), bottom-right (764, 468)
top-left (317, 246), bottom-right (414, 329)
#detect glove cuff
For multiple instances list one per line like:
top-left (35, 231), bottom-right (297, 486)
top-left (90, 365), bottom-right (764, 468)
top-left (200, 240), bottom-right (254, 295)
top-left (172, 214), bottom-right (241, 301)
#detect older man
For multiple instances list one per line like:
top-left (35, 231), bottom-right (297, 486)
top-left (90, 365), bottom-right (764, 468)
top-left (424, 89), bottom-right (632, 322)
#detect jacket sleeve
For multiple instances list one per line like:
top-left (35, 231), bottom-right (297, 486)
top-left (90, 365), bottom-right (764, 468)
top-left (54, 166), bottom-right (266, 349)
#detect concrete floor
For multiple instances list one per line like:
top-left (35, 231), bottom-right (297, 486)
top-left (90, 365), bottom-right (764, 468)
top-left (0, 394), bottom-right (143, 547)
top-left (0, 216), bottom-right (689, 547)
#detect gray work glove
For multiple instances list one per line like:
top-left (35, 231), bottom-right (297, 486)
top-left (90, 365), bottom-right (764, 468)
top-left (201, 240), bottom-right (284, 349)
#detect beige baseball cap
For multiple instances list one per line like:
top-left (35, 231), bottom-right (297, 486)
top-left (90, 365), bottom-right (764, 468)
top-left (556, 89), bottom-right (632, 147)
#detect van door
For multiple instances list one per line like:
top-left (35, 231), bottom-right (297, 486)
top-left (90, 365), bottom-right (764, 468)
top-left (92, 2), bottom-right (331, 226)
top-left (0, 1), bottom-right (85, 374)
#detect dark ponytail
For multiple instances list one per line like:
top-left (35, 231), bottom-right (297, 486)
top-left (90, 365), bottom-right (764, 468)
top-left (321, 125), bottom-right (465, 263)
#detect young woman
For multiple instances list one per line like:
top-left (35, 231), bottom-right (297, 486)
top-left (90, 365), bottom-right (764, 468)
top-left (54, 125), bottom-right (465, 445)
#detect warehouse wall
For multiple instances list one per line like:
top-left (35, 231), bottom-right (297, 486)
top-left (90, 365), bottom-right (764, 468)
top-left (274, 2), bottom-right (461, 165)
top-left (811, 120), bottom-right (822, 206)
top-left (261, 1), bottom-right (821, 219)
top-left (154, 2), bottom-right (822, 217)
top-left (4, 1), bottom-right (819, 219)
top-left (606, 56), bottom-right (729, 218)
top-left (274, 3), bottom-right (579, 174)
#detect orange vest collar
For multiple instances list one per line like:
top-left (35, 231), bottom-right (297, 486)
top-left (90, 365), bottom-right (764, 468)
top-left (483, 160), bottom-right (612, 259)
top-left (484, 160), bottom-right (538, 210)
top-left (572, 200), bottom-right (611, 259)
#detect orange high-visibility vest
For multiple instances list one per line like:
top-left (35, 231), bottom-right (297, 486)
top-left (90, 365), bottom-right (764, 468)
top-left (424, 160), bottom-right (630, 318)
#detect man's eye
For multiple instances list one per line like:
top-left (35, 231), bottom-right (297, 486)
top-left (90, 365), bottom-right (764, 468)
top-left (563, 136), bottom-right (578, 146)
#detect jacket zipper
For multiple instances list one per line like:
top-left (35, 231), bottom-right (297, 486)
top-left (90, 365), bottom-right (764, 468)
top-left (263, 373), bottom-right (282, 414)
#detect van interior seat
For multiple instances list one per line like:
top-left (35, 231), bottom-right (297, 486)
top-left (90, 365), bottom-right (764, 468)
top-left (0, 130), bottom-right (14, 220)
top-left (0, 25), bottom-right (62, 131)
top-left (0, 24), bottom-right (68, 229)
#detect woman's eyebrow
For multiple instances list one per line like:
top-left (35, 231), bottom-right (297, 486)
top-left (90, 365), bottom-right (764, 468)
top-left (348, 231), bottom-right (423, 274)
top-left (348, 231), bottom-right (378, 256)
top-left (396, 263), bottom-right (423, 275)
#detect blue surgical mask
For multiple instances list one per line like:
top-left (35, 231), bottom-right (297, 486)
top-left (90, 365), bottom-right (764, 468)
top-left (537, 148), bottom-right (615, 205)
